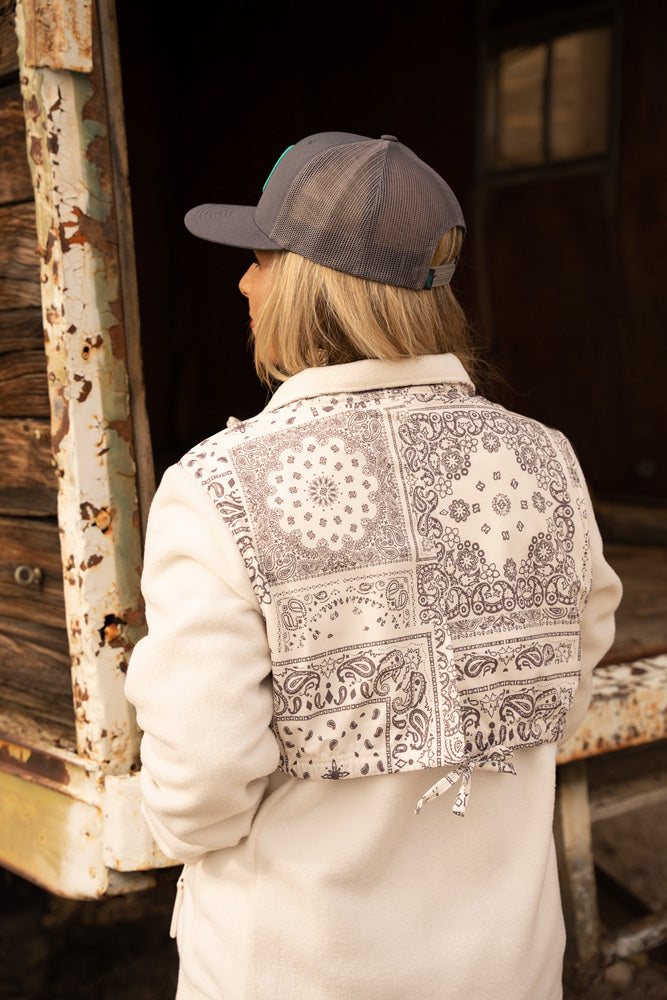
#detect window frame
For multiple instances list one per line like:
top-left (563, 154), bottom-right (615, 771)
top-left (476, 3), bottom-right (623, 186)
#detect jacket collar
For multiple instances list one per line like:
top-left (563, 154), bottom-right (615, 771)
top-left (264, 354), bottom-right (475, 413)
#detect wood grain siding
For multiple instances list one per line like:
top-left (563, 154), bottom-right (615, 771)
top-left (0, 616), bottom-right (71, 726)
top-left (0, 202), bottom-right (40, 309)
top-left (0, 303), bottom-right (41, 350)
top-left (0, 516), bottom-right (65, 627)
top-left (0, 83), bottom-right (32, 201)
top-left (0, 0), bottom-right (18, 78)
top-left (0, 307), bottom-right (49, 415)
top-left (0, 418), bottom-right (57, 516)
top-left (0, 0), bottom-right (72, 733)
top-left (0, 347), bottom-right (49, 415)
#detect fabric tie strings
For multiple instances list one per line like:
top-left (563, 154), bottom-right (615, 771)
top-left (415, 745), bottom-right (516, 818)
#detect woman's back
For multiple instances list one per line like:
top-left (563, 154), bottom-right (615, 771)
top-left (182, 748), bottom-right (563, 1000)
top-left (126, 132), bottom-right (622, 999)
top-left (178, 355), bottom-right (613, 795)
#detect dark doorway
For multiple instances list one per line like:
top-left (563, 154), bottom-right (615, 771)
top-left (116, 3), bottom-right (478, 478)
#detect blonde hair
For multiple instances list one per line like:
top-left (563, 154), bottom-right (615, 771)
top-left (252, 227), bottom-right (479, 386)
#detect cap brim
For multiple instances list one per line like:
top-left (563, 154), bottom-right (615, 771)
top-left (184, 204), bottom-right (283, 251)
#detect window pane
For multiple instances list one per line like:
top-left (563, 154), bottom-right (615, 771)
top-left (550, 27), bottom-right (611, 161)
top-left (495, 44), bottom-right (547, 168)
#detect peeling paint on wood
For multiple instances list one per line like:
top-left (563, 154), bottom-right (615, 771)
top-left (15, 0), bottom-right (145, 772)
top-left (103, 774), bottom-right (175, 872)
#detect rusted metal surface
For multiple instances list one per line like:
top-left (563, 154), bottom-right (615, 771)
top-left (0, 728), bottom-right (174, 895)
top-left (1, 736), bottom-right (70, 788)
top-left (22, 0), bottom-right (92, 72)
top-left (558, 654), bottom-right (667, 764)
top-left (1, 764), bottom-right (111, 897)
top-left (0, 765), bottom-right (158, 897)
top-left (555, 655), bottom-right (667, 988)
top-left (15, 0), bottom-right (145, 772)
top-left (0, 732), bottom-right (91, 800)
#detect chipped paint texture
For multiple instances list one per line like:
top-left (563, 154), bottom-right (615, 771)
top-left (0, 727), bottom-right (175, 895)
top-left (0, 733), bottom-right (95, 803)
top-left (558, 654), bottom-right (667, 764)
top-left (0, 766), bottom-right (158, 898)
top-left (103, 774), bottom-right (175, 872)
top-left (16, 0), bottom-right (144, 772)
top-left (23, 0), bottom-right (92, 72)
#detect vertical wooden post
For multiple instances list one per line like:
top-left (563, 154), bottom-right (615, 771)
top-left (554, 759), bottom-right (602, 988)
top-left (15, 0), bottom-right (152, 772)
top-left (96, 0), bottom-right (154, 540)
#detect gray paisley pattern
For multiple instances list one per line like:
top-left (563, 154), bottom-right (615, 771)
top-left (180, 376), bottom-right (592, 788)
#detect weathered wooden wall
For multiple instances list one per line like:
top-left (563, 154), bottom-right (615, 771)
top-left (477, 0), bottom-right (667, 503)
top-left (0, 0), bottom-right (72, 737)
top-left (0, 1), bottom-right (168, 899)
top-left (118, 0), bottom-right (665, 510)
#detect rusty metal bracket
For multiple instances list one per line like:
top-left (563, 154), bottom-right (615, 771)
top-left (0, 733), bottom-right (174, 898)
top-left (22, 0), bottom-right (92, 72)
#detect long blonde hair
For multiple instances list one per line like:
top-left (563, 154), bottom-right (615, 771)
top-left (252, 227), bottom-right (479, 386)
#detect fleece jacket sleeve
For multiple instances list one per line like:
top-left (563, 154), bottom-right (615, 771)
top-left (560, 485), bottom-right (623, 746)
top-left (125, 463), bottom-right (280, 863)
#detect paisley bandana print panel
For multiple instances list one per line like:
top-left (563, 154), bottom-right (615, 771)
top-left (180, 382), bottom-right (593, 786)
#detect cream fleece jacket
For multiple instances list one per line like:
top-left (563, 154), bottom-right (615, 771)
top-left (126, 355), bottom-right (621, 999)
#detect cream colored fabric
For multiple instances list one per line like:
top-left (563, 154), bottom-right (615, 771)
top-left (126, 354), bottom-right (621, 999)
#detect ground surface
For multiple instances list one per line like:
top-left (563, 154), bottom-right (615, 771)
top-left (2, 802), bottom-right (667, 999)
top-left (0, 868), bottom-right (180, 1000)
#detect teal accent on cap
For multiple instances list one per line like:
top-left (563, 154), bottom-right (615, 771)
top-left (263, 145), bottom-right (295, 191)
top-left (425, 270), bottom-right (434, 290)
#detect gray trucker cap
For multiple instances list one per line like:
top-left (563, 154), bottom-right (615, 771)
top-left (184, 132), bottom-right (465, 290)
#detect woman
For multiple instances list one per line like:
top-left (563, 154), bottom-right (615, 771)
top-left (126, 132), bottom-right (621, 1000)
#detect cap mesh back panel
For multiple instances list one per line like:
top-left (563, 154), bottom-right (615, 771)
top-left (269, 141), bottom-right (460, 289)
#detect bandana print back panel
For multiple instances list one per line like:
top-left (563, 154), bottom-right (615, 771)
top-left (180, 382), bottom-right (593, 783)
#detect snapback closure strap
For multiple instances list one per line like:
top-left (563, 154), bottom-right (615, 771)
top-left (424, 260), bottom-right (457, 289)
